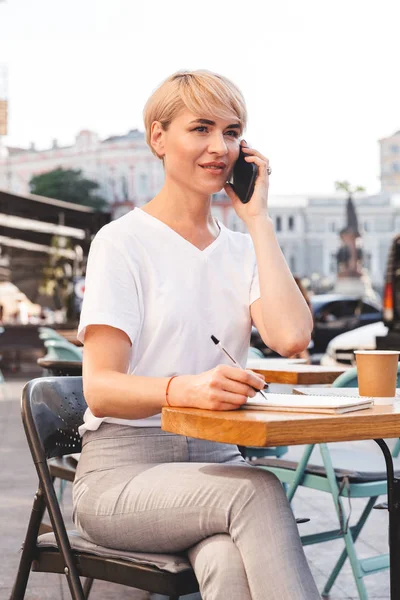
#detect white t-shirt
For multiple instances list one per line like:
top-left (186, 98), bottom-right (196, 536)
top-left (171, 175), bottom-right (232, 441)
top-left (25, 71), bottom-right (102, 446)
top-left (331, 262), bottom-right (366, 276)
top-left (78, 208), bottom-right (260, 434)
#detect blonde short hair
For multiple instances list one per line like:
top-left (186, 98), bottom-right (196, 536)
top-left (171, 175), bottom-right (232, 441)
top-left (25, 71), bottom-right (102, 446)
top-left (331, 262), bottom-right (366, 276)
top-left (143, 70), bottom-right (247, 158)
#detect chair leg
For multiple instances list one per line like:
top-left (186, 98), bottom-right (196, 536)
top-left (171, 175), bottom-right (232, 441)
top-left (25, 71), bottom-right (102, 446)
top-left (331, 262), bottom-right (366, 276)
top-left (286, 444), bottom-right (315, 503)
top-left (57, 478), bottom-right (68, 504)
top-left (10, 485), bottom-right (47, 600)
top-left (322, 496), bottom-right (378, 596)
top-left (319, 444), bottom-right (369, 600)
top-left (36, 462), bottom-right (86, 600)
top-left (392, 438), bottom-right (400, 458)
top-left (83, 577), bottom-right (94, 598)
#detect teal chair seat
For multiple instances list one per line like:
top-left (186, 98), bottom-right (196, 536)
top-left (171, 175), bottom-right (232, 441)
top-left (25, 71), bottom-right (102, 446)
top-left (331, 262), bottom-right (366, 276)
top-left (43, 339), bottom-right (83, 362)
top-left (258, 445), bottom-right (400, 485)
top-left (252, 363), bottom-right (400, 599)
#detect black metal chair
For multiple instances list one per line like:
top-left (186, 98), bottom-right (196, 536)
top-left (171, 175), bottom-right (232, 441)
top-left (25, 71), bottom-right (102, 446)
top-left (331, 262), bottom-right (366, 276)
top-left (35, 359), bottom-right (82, 536)
top-left (11, 376), bottom-right (199, 600)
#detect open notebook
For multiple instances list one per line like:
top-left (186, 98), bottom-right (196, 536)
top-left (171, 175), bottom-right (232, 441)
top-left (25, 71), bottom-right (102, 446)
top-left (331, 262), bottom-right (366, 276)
top-left (243, 393), bottom-right (374, 414)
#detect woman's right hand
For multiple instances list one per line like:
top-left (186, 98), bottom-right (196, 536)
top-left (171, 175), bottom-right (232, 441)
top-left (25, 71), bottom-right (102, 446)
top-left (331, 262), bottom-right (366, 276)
top-left (169, 365), bottom-right (266, 411)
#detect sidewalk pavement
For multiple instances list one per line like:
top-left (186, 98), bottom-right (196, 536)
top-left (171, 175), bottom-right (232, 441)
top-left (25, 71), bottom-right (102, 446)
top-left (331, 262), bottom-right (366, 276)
top-left (0, 372), bottom-right (390, 599)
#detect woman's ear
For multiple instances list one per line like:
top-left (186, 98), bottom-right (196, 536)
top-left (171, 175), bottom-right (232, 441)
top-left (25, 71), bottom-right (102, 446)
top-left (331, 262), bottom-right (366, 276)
top-left (150, 121), bottom-right (165, 158)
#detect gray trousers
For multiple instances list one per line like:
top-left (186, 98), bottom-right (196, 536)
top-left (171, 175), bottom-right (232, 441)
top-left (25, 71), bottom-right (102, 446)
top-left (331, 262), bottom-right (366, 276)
top-left (73, 424), bottom-right (320, 600)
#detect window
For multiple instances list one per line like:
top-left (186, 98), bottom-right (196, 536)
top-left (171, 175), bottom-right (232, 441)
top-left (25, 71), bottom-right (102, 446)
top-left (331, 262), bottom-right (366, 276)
top-left (289, 255), bottom-right (296, 272)
top-left (391, 145), bottom-right (399, 153)
top-left (329, 222), bottom-right (336, 232)
top-left (121, 175), bottom-right (129, 200)
top-left (330, 253), bottom-right (337, 274)
top-left (276, 216), bottom-right (282, 231)
top-left (288, 215), bottom-right (295, 231)
top-left (392, 162), bottom-right (400, 173)
top-left (316, 300), bottom-right (358, 321)
top-left (361, 302), bottom-right (380, 315)
top-left (139, 173), bottom-right (147, 195)
top-left (363, 252), bottom-right (372, 270)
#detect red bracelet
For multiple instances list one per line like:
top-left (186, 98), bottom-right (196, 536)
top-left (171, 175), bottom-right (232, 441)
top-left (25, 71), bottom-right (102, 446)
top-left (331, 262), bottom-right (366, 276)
top-left (165, 375), bottom-right (178, 407)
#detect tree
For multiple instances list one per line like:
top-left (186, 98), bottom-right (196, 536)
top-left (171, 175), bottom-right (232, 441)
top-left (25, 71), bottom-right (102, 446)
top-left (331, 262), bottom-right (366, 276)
top-left (334, 180), bottom-right (365, 197)
top-left (30, 168), bottom-right (107, 211)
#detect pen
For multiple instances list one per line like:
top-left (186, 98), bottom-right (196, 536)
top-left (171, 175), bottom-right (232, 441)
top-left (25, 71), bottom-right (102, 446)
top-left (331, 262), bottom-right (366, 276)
top-left (210, 335), bottom-right (269, 399)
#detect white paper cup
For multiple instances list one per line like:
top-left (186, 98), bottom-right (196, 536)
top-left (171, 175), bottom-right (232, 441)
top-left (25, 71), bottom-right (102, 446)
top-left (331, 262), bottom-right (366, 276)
top-left (354, 350), bottom-right (400, 402)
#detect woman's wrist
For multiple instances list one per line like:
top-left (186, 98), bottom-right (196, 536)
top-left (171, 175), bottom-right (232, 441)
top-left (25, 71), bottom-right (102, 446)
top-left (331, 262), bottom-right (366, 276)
top-left (245, 214), bottom-right (274, 235)
top-left (165, 375), bottom-right (178, 407)
top-left (164, 374), bottom-right (191, 407)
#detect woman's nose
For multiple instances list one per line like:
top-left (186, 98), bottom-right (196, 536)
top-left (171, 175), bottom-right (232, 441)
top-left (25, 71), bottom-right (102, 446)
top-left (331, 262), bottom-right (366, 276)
top-left (208, 133), bottom-right (228, 155)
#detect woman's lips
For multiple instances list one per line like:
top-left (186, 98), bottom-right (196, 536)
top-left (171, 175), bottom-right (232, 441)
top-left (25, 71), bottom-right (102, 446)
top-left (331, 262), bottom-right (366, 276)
top-left (199, 164), bottom-right (226, 174)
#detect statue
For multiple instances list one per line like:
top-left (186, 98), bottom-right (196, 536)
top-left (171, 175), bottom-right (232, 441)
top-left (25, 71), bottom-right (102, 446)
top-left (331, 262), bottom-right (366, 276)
top-left (335, 181), bottom-right (365, 278)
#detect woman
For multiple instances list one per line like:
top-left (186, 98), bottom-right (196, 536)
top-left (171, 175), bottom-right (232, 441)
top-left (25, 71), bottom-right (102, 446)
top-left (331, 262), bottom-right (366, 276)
top-left (73, 70), bottom-right (318, 600)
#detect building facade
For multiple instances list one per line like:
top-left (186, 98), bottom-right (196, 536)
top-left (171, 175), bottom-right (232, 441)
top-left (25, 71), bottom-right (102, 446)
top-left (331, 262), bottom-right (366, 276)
top-left (0, 129), bottom-right (164, 210)
top-left (380, 130), bottom-right (400, 193)
top-left (212, 192), bottom-right (398, 292)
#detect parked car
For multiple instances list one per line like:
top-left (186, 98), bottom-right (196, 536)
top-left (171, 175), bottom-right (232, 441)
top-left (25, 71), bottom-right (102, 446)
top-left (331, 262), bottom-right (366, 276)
top-left (320, 321), bottom-right (388, 368)
top-left (250, 294), bottom-right (382, 358)
top-left (376, 233), bottom-right (400, 350)
top-left (310, 294), bottom-right (382, 354)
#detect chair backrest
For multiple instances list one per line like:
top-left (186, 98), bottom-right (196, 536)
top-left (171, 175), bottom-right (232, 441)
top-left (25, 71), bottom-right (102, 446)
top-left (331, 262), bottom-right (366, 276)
top-left (39, 328), bottom-right (65, 342)
top-left (22, 376), bottom-right (86, 464)
top-left (43, 339), bottom-right (83, 361)
top-left (331, 367), bottom-right (358, 388)
top-left (21, 377), bottom-right (91, 597)
top-left (332, 362), bottom-right (400, 388)
top-left (248, 347), bottom-right (265, 359)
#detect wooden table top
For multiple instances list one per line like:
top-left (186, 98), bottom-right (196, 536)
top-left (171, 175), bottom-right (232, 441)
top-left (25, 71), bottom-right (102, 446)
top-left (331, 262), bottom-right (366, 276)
top-left (37, 358), bottom-right (82, 368)
top-left (37, 358), bottom-right (83, 376)
top-left (162, 403), bottom-right (400, 447)
top-left (249, 362), bottom-right (347, 385)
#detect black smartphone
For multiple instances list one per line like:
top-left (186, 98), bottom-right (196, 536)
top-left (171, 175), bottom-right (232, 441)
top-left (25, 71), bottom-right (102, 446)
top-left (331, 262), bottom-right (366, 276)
top-left (230, 147), bottom-right (258, 204)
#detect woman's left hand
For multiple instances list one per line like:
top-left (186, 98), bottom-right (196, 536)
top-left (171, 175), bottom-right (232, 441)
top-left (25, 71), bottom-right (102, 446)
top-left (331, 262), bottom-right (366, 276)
top-left (224, 140), bottom-right (270, 225)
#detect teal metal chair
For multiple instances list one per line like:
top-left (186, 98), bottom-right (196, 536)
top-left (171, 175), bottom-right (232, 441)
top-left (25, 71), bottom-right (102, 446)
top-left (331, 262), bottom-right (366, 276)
top-left (252, 364), bottom-right (400, 600)
top-left (43, 339), bottom-right (83, 361)
top-left (247, 346), bottom-right (264, 359)
top-left (38, 327), bottom-right (68, 342)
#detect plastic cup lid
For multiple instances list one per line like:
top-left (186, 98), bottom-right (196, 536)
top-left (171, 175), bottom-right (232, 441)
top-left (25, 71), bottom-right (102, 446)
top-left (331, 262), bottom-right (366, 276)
top-left (354, 350), bottom-right (400, 355)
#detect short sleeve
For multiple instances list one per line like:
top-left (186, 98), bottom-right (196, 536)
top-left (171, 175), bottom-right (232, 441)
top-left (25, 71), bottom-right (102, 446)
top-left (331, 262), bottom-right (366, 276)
top-left (77, 236), bottom-right (141, 345)
top-left (249, 238), bottom-right (261, 306)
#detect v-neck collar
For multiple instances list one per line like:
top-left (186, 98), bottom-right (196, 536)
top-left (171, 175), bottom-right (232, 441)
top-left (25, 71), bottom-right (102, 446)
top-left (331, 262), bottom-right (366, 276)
top-left (135, 208), bottom-right (224, 256)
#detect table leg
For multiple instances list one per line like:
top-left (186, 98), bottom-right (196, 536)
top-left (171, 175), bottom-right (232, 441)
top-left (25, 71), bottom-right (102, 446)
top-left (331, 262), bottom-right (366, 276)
top-left (374, 439), bottom-right (400, 600)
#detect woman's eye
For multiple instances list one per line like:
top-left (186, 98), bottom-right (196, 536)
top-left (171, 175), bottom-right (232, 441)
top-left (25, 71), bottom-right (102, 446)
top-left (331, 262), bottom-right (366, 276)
top-left (194, 126), bottom-right (208, 133)
top-left (225, 130), bottom-right (239, 138)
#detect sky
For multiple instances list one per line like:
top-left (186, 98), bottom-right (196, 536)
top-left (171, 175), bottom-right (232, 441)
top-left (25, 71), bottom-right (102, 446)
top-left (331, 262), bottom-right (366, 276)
top-left (0, 0), bottom-right (399, 196)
